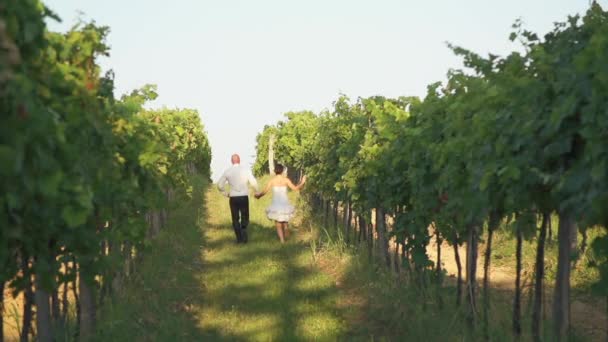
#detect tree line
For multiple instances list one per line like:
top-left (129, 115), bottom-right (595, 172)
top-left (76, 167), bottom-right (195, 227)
top-left (1, 1), bottom-right (212, 341)
top-left (254, 4), bottom-right (608, 341)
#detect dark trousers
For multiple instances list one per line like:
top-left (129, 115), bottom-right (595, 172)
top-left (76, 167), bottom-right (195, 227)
top-left (229, 196), bottom-right (249, 243)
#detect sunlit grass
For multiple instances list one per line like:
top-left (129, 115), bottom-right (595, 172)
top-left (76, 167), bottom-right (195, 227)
top-left (94, 175), bottom-right (349, 341)
top-left (198, 178), bottom-right (345, 341)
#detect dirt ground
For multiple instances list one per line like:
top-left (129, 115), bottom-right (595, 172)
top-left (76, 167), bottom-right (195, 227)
top-left (2, 288), bottom-right (23, 341)
top-left (424, 236), bottom-right (607, 341)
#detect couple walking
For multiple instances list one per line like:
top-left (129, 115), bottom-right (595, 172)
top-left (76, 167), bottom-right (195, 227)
top-left (217, 154), bottom-right (306, 244)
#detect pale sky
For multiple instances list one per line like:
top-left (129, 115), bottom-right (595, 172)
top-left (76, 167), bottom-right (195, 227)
top-left (44, 0), bottom-right (604, 179)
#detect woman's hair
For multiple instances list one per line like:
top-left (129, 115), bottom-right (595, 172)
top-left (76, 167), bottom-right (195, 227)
top-left (274, 163), bottom-right (284, 175)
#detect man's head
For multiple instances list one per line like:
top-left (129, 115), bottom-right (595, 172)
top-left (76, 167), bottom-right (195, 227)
top-left (231, 154), bottom-right (240, 165)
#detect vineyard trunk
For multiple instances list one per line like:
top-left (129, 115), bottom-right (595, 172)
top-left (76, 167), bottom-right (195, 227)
top-left (375, 207), bottom-right (390, 268)
top-left (51, 287), bottom-right (59, 324)
top-left (20, 258), bottom-right (33, 342)
top-left (123, 242), bottom-right (132, 277)
top-left (465, 225), bottom-right (479, 327)
top-left (333, 201), bottom-right (338, 230)
top-left (72, 263), bottom-right (80, 331)
top-left (358, 215), bottom-right (364, 243)
top-left (34, 286), bottom-right (52, 342)
top-left (345, 202), bottom-right (352, 245)
top-left (342, 202), bottom-right (348, 235)
top-left (401, 238), bottom-right (407, 278)
top-left (482, 220), bottom-right (495, 340)
top-left (532, 212), bottom-right (550, 342)
top-left (569, 221), bottom-right (578, 269)
top-left (513, 226), bottom-right (523, 336)
top-left (78, 274), bottom-right (96, 341)
top-left (367, 211), bottom-right (374, 262)
top-left (453, 233), bottom-right (463, 306)
top-left (553, 211), bottom-right (575, 341)
top-left (436, 228), bottom-right (443, 308)
top-left (61, 259), bottom-right (70, 323)
top-left (436, 228), bottom-right (442, 278)
top-left (394, 237), bottom-right (400, 274)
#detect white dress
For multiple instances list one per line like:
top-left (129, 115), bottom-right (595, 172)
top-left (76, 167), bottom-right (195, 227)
top-left (265, 186), bottom-right (295, 222)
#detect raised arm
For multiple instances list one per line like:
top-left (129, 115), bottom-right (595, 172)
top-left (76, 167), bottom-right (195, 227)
top-left (286, 175), bottom-right (306, 191)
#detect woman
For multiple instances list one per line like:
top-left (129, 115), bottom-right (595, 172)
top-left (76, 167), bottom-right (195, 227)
top-left (255, 164), bottom-right (306, 243)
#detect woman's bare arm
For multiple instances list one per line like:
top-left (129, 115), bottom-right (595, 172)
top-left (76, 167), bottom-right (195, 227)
top-left (255, 178), bottom-right (274, 198)
top-left (286, 176), bottom-right (306, 191)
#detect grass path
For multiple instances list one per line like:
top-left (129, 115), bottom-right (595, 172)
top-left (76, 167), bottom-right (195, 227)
top-left (96, 177), bottom-right (353, 341)
top-left (198, 184), bottom-right (347, 341)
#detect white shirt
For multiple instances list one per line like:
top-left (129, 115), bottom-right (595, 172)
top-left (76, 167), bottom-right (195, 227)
top-left (217, 164), bottom-right (259, 197)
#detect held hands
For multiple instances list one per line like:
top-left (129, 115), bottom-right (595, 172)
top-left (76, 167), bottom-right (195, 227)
top-left (254, 192), bottom-right (263, 199)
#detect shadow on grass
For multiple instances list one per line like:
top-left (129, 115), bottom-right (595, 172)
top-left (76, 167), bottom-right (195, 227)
top-left (197, 191), bottom-right (346, 341)
top-left (95, 184), bottom-right (350, 341)
top-left (94, 176), bottom-right (239, 341)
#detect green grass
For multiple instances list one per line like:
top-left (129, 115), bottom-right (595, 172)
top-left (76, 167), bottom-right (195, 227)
top-left (95, 176), bottom-right (210, 341)
top-left (94, 176), bottom-right (605, 341)
top-left (198, 181), bottom-right (346, 341)
top-left (95, 176), bottom-right (349, 341)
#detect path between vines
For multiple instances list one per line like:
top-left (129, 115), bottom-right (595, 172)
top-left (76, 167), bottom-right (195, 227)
top-left (194, 187), bottom-right (363, 340)
top-left (110, 183), bottom-right (364, 341)
top-left (5, 179), bottom-right (605, 341)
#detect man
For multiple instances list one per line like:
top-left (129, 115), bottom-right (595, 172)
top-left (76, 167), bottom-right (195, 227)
top-left (217, 154), bottom-right (259, 243)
